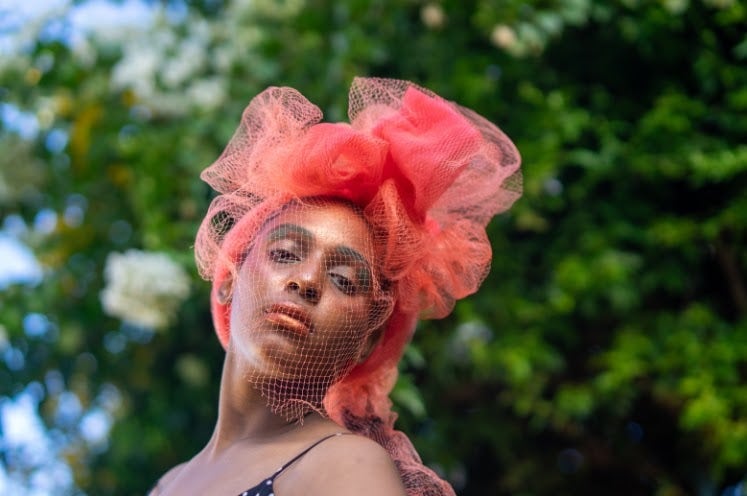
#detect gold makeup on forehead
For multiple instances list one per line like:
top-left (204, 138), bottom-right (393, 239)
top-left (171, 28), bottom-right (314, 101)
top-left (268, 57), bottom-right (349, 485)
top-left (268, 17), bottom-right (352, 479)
top-left (267, 223), bottom-right (374, 288)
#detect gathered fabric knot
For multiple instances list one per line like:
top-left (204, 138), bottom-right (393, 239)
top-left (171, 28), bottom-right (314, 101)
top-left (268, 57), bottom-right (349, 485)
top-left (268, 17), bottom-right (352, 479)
top-left (198, 77), bottom-right (520, 322)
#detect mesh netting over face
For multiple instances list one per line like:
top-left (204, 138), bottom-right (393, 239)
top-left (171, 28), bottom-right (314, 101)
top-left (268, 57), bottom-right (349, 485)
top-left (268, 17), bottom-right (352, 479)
top-left (195, 77), bottom-right (521, 496)
top-left (227, 198), bottom-right (394, 420)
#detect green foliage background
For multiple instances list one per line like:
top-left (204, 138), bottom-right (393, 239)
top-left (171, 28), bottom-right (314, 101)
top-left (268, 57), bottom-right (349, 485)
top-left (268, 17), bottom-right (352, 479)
top-left (1, 0), bottom-right (746, 494)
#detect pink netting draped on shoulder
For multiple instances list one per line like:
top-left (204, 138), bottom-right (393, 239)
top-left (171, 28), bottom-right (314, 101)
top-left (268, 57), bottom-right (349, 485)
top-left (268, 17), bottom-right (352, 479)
top-left (195, 77), bottom-right (521, 496)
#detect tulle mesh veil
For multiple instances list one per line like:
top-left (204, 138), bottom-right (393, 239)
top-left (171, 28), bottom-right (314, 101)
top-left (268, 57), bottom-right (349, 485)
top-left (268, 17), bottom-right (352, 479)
top-left (194, 77), bottom-right (521, 496)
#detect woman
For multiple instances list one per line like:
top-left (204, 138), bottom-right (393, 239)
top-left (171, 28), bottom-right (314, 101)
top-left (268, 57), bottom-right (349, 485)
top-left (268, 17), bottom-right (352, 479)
top-left (151, 77), bottom-right (521, 496)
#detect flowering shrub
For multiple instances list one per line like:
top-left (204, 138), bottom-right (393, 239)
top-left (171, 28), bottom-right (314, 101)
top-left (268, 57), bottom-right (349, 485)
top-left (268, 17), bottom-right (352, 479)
top-left (100, 249), bottom-right (190, 329)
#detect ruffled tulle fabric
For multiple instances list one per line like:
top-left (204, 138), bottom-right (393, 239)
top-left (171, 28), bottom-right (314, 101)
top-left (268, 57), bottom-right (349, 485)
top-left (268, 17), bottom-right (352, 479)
top-left (195, 77), bottom-right (521, 496)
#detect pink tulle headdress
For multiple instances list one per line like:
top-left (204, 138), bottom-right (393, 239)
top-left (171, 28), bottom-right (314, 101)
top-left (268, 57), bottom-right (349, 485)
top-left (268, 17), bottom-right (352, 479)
top-left (195, 77), bottom-right (521, 496)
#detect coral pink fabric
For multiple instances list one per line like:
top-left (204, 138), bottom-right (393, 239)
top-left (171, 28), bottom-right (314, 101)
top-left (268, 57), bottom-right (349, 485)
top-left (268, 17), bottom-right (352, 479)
top-left (195, 77), bottom-right (521, 496)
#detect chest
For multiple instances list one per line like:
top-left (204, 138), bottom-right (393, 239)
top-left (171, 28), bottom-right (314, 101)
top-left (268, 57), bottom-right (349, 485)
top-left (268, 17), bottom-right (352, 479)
top-left (158, 450), bottom-right (288, 496)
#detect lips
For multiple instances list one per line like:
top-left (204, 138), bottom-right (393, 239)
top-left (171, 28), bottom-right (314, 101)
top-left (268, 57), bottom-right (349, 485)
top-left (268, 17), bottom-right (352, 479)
top-left (264, 303), bottom-right (314, 336)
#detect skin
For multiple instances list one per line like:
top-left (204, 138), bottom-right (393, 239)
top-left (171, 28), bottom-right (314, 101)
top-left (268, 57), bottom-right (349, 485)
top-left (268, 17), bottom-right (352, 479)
top-left (230, 207), bottom-right (378, 384)
top-left (151, 203), bottom-right (406, 496)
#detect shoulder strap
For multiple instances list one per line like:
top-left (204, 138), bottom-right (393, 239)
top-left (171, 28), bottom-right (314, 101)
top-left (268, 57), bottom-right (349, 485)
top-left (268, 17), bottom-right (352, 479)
top-left (270, 432), bottom-right (350, 481)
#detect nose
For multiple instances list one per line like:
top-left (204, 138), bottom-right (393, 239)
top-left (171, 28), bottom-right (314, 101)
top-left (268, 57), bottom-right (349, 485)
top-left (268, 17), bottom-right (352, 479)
top-left (285, 265), bottom-right (322, 304)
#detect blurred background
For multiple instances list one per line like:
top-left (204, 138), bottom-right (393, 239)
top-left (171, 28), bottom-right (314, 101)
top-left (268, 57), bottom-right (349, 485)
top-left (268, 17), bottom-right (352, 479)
top-left (1, 0), bottom-right (746, 494)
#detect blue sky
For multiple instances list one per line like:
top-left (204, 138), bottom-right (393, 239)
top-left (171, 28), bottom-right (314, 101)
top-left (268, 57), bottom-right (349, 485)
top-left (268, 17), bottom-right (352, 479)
top-left (0, 233), bottom-right (42, 289)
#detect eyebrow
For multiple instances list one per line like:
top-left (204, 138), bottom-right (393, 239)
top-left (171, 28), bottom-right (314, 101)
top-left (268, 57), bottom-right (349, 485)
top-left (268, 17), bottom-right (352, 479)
top-left (334, 246), bottom-right (368, 265)
top-left (267, 224), bottom-right (313, 243)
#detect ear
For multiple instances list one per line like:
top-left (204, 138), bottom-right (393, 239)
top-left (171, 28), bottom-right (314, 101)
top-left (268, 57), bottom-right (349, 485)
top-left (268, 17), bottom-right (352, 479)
top-left (216, 274), bottom-right (234, 305)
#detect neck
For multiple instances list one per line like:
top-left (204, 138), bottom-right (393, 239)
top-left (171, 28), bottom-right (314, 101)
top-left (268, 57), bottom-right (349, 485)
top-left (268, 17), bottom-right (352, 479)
top-left (205, 350), bottom-right (308, 456)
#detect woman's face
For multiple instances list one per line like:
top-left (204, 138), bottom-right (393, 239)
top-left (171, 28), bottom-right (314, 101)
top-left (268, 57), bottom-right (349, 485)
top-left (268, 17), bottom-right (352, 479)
top-left (228, 201), bottom-right (384, 386)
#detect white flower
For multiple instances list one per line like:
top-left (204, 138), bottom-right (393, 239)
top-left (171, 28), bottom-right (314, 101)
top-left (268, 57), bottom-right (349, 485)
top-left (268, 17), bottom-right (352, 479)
top-left (161, 37), bottom-right (207, 89)
top-left (491, 24), bottom-right (517, 49)
top-left (100, 249), bottom-right (190, 329)
top-left (187, 77), bottom-right (226, 110)
top-left (421, 4), bottom-right (445, 29)
top-left (110, 41), bottom-right (160, 98)
top-left (69, 36), bottom-right (98, 67)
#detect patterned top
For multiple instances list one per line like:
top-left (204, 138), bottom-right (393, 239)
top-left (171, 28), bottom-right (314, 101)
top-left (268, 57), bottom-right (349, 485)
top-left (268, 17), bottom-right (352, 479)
top-left (236, 432), bottom-right (348, 496)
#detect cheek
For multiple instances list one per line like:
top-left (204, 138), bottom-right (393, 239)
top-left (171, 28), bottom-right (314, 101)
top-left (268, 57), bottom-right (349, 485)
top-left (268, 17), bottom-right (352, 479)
top-left (230, 268), bottom-right (272, 330)
top-left (321, 296), bottom-right (370, 329)
top-left (313, 299), bottom-right (372, 354)
top-left (235, 261), bottom-right (283, 300)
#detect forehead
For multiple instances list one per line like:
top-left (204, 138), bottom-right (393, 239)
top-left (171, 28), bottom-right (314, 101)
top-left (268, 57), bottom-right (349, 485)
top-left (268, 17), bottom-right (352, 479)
top-left (261, 202), bottom-right (374, 251)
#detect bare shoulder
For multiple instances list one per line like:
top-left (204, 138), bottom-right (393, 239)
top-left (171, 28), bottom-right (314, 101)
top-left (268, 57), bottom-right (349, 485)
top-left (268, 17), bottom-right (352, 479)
top-left (281, 433), bottom-right (407, 496)
top-left (148, 463), bottom-right (186, 495)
